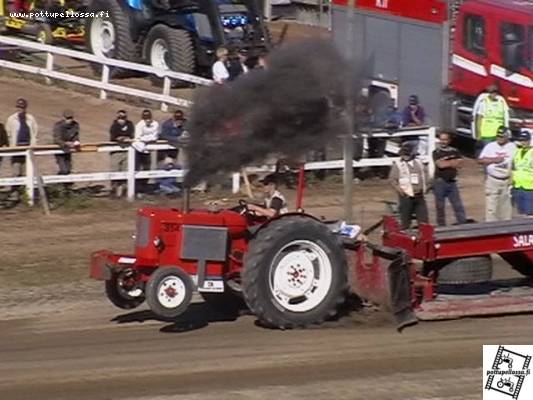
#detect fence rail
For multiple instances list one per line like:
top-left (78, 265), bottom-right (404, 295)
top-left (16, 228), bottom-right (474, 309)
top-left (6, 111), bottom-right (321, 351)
top-left (0, 35), bottom-right (212, 110)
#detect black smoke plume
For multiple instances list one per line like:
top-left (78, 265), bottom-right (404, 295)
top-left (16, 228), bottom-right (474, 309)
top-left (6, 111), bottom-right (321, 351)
top-left (184, 39), bottom-right (355, 187)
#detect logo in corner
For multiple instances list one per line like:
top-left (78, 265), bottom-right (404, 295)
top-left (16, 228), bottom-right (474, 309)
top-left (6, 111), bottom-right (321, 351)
top-left (484, 346), bottom-right (532, 399)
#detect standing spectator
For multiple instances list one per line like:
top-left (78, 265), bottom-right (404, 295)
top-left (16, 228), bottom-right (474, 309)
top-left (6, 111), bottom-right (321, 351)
top-left (6, 98), bottom-right (38, 177)
top-left (53, 109), bottom-right (80, 176)
top-left (471, 86), bottom-right (491, 139)
top-left (475, 85), bottom-right (509, 147)
top-left (512, 130), bottom-right (533, 216)
top-left (227, 48), bottom-right (249, 81)
top-left (109, 110), bottom-right (134, 198)
top-left (432, 132), bottom-right (467, 226)
top-left (0, 122), bottom-right (8, 170)
top-left (401, 95), bottom-right (426, 127)
top-left (389, 142), bottom-right (429, 230)
top-left (159, 109), bottom-right (185, 163)
top-left (133, 109), bottom-right (159, 195)
top-left (478, 126), bottom-right (516, 221)
top-left (212, 47), bottom-right (230, 84)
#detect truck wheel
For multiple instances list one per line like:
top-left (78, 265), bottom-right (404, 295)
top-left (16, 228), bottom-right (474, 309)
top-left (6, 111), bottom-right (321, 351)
top-left (434, 256), bottom-right (493, 294)
top-left (201, 291), bottom-right (246, 316)
top-left (105, 269), bottom-right (145, 310)
top-left (145, 267), bottom-right (194, 321)
top-left (85, 0), bottom-right (138, 77)
top-left (242, 216), bottom-right (348, 329)
top-left (36, 24), bottom-right (53, 44)
top-left (145, 24), bottom-right (195, 87)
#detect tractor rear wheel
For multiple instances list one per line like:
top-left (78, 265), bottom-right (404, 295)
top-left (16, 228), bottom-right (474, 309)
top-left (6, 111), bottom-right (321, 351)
top-left (105, 269), bottom-right (145, 310)
top-left (85, 0), bottom-right (138, 77)
top-left (145, 24), bottom-right (195, 87)
top-left (145, 267), bottom-right (194, 321)
top-left (242, 216), bottom-right (348, 329)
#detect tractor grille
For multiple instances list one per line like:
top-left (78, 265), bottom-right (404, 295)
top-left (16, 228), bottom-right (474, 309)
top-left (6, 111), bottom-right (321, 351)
top-left (136, 216), bottom-right (150, 248)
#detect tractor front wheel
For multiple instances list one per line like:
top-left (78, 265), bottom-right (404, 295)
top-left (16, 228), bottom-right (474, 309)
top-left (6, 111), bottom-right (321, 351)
top-left (105, 269), bottom-right (145, 310)
top-left (145, 267), bottom-right (194, 321)
top-left (242, 216), bottom-right (348, 329)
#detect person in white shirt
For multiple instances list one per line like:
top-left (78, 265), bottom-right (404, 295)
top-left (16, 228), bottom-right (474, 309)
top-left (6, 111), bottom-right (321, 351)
top-left (247, 174), bottom-right (288, 218)
top-left (478, 126), bottom-right (516, 221)
top-left (134, 109), bottom-right (159, 195)
top-left (212, 47), bottom-right (230, 84)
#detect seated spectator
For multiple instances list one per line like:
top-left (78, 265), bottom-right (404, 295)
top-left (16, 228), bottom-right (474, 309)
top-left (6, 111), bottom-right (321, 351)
top-left (53, 109), bottom-right (80, 176)
top-left (6, 98), bottom-right (38, 178)
top-left (109, 110), bottom-right (134, 198)
top-left (212, 47), bottom-right (230, 84)
top-left (402, 95), bottom-right (426, 127)
top-left (159, 109), bottom-right (185, 163)
top-left (156, 157), bottom-right (182, 196)
top-left (133, 109), bottom-right (159, 195)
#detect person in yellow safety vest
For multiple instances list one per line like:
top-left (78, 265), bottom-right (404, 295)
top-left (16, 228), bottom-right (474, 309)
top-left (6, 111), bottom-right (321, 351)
top-left (512, 130), bottom-right (533, 216)
top-left (475, 85), bottom-right (509, 147)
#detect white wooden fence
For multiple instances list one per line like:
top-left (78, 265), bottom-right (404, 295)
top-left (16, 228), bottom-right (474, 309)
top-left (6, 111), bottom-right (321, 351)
top-left (0, 142), bottom-right (185, 204)
top-left (0, 35), bottom-right (212, 110)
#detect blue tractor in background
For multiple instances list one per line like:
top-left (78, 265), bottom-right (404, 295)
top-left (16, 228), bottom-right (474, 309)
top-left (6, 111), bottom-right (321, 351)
top-left (84, 0), bottom-right (270, 78)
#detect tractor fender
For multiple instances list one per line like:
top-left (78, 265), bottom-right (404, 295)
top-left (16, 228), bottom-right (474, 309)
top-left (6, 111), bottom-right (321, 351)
top-left (248, 212), bottom-right (320, 238)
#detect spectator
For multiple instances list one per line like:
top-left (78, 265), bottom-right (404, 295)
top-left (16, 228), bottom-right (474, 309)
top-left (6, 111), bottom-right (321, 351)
top-left (475, 85), bottom-right (509, 147)
top-left (478, 126), bottom-right (515, 221)
top-left (159, 109), bottom-right (185, 163)
top-left (6, 98), bottom-right (38, 177)
top-left (53, 109), bottom-right (80, 176)
top-left (227, 48), bottom-right (249, 81)
top-left (432, 132), bottom-right (467, 226)
top-left (401, 95), bottom-right (426, 127)
top-left (156, 157), bottom-right (182, 196)
top-left (133, 109), bottom-right (159, 195)
top-left (109, 110), bottom-right (134, 198)
top-left (212, 47), bottom-right (230, 84)
top-left (256, 50), bottom-right (268, 70)
top-left (389, 142), bottom-right (429, 230)
top-left (471, 86), bottom-right (491, 138)
top-left (0, 123), bottom-right (8, 169)
top-left (512, 130), bottom-right (533, 216)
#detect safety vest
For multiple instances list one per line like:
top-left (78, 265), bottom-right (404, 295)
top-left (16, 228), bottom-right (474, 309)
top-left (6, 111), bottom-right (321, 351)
top-left (480, 97), bottom-right (507, 139)
top-left (513, 148), bottom-right (533, 190)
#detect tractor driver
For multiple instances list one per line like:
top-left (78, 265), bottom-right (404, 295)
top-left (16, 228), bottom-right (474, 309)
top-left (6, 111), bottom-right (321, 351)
top-left (247, 174), bottom-right (288, 218)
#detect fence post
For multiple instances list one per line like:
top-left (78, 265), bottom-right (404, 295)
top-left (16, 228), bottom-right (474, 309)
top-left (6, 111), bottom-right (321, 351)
top-left (232, 172), bottom-right (240, 194)
top-left (100, 65), bottom-right (109, 100)
top-left (427, 127), bottom-right (437, 178)
top-left (45, 52), bottom-right (54, 85)
top-left (127, 147), bottom-right (136, 201)
top-left (25, 149), bottom-right (35, 206)
top-left (161, 76), bottom-right (170, 112)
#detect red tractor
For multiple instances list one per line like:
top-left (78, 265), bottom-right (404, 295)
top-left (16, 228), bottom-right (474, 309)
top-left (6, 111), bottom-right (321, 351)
top-left (90, 193), bottom-right (351, 328)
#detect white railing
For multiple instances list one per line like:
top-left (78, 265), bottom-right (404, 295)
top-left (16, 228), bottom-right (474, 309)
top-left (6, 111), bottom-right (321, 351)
top-left (232, 127), bottom-right (437, 193)
top-left (0, 127), bottom-right (436, 205)
top-left (0, 142), bottom-right (184, 204)
top-left (0, 35), bottom-right (213, 111)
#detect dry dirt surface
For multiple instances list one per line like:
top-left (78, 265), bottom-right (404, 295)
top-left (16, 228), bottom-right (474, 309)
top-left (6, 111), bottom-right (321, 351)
top-left (1, 41), bottom-right (532, 399)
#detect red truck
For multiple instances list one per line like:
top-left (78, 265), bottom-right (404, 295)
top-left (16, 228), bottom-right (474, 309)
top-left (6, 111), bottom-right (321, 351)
top-left (331, 0), bottom-right (533, 142)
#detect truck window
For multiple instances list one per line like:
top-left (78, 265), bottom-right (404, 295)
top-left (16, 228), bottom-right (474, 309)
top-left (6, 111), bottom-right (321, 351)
top-left (501, 22), bottom-right (526, 71)
top-left (463, 14), bottom-right (485, 56)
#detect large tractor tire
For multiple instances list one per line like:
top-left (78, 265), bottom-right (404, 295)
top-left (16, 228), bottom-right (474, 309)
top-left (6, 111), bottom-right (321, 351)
top-left (144, 24), bottom-right (195, 87)
top-left (105, 269), bottom-right (145, 310)
top-left (434, 256), bottom-right (493, 294)
top-left (242, 216), bottom-right (349, 329)
top-left (145, 267), bottom-right (194, 321)
top-left (85, 0), bottom-right (138, 77)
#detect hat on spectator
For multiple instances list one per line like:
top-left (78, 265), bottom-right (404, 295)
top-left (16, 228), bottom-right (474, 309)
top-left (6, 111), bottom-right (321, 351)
top-left (517, 129), bottom-right (531, 142)
top-left (63, 109), bottom-right (74, 118)
top-left (16, 98), bottom-right (27, 109)
top-left (496, 126), bottom-right (511, 138)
